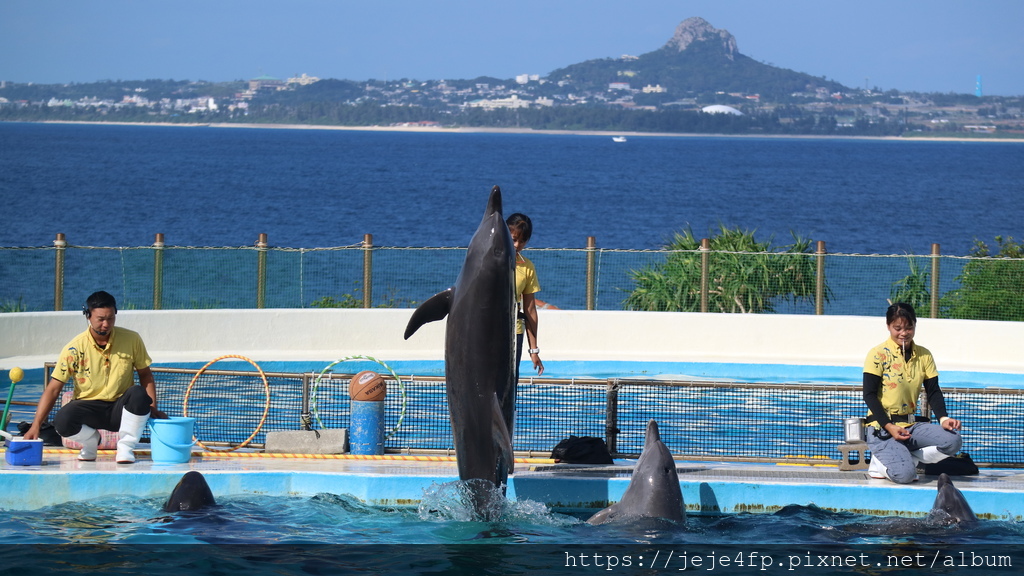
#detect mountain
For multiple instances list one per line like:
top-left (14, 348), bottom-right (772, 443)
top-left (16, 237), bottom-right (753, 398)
top-left (546, 17), bottom-right (850, 99)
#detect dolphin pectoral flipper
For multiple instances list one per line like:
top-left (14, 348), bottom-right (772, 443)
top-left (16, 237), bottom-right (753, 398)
top-left (586, 505), bottom-right (619, 525)
top-left (404, 288), bottom-right (453, 339)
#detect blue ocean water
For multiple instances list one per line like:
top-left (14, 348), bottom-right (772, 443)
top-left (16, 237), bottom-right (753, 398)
top-left (2, 122), bottom-right (1022, 255)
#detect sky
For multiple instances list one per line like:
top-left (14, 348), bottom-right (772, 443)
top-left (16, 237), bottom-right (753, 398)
top-left (2, 0), bottom-right (1023, 96)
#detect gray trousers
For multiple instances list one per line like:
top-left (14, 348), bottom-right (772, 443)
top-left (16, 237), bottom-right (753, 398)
top-left (866, 422), bottom-right (962, 483)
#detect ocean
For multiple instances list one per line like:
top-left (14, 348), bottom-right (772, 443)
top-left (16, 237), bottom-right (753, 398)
top-left (2, 122), bottom-right (1022, 255)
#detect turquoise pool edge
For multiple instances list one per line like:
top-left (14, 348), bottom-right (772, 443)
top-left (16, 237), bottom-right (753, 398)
top-left (3, 454), bottom-right (1021, 521)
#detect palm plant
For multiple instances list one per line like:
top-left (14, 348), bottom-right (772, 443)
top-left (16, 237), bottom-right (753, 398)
top-left (624, 225), bottom-right (822, 313)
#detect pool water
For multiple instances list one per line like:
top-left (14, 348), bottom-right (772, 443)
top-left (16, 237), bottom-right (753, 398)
top-left (1, 481), bottom-right (1021, 575)
top-left (2, 481), bottom-right (1021, 545)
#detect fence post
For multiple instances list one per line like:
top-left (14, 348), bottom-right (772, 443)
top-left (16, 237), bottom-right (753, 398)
top-left (362, 233), bottom-right (373, 309)
top-left (605, 379), bottom-right (620, 454)
top-left (256, 233), bottom-right (268, 309)
top-left (700, 238), bottom-right (710, 313)
top-left (152, 233), bottom-right (165, 310)
top-left (585, 236), bottom-right (597, 311)
top-left (930, 243), bottom-right (940, 319)
top-left (815, 240), bottom-right (827, 315)
top-left (53, 233), bottom-right (66, 311)
top-left (301, 372), bottom-right (312, 430)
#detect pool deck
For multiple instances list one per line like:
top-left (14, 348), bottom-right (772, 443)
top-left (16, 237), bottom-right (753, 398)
top-left (3, 447), bottom-right (1022, 521)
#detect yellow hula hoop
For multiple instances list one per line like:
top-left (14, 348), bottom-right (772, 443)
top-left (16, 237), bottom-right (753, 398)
top-left (312, 355), bottom-right (407, 440)
top-left (183, 354), bottom-right (271, 452)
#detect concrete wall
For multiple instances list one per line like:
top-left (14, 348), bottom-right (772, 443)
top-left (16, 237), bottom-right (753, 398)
top-left (1, 309), bottom-right (1022, 374)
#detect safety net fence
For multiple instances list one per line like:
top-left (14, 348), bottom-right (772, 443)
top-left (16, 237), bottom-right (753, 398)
top-left (42, 364), bottom-right (1024, 466)
top-left (4, 243), bottom-right (1023, 320)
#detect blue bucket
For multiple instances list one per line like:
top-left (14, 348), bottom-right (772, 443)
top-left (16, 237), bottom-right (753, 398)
top-left (350, 400), bottom-right (385, 455)
top-left (148, 416), bottom-right (196, 464)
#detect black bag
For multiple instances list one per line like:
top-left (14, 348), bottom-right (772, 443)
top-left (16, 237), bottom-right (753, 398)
top-left (923, 452), bottom-right (979, 476)
top-left (551, 435), bottom-right (613, 464)
top-left (17, 421), bottom-right (63, 446)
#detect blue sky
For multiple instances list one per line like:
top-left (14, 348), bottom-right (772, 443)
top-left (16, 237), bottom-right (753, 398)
top-left (3, 0), bottom-right (1022, 95)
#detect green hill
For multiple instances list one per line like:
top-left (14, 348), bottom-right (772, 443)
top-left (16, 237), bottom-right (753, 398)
top-left (547, 17), bottom-right (849, 100)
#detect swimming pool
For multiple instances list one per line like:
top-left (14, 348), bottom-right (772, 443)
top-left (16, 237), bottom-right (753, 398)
top-left (4, 358), bottom-right (1024, 575)
top-left (1, 486), bottom-right (1022, 575)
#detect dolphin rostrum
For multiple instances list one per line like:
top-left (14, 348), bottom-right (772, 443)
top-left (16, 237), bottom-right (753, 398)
top-left (404, 185), bottom-right (516, 516)
top-left (928, 472), bottom-right (977, 524)
top-left (163, 471), bottom-right (217, 512)
top-left (587, 419), bottom-right (685, 525)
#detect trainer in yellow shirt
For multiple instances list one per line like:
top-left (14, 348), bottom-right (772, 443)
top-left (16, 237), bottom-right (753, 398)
top-left (23, 291), bottom-right (167, 464)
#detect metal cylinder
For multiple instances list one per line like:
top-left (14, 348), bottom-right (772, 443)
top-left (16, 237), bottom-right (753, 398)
top-left (843, 417), bottom-right (864, 443)
top-left (350, 400), bottom-right (385, 455)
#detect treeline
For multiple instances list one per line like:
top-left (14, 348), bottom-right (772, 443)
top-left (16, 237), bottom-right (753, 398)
top-left (0, 100), bottom-right (909, 136)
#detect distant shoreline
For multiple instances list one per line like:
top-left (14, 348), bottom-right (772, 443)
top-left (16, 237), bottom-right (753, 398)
top-left (18, 119), bottom-right (1021, 143)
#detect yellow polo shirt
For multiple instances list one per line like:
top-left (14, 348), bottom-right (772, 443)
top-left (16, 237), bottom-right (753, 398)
top-left (515, 253), bottom-right (540, 335)
top-left (52, 326), bottom-right (152, 402)
top-left (863, 337), bottom-right (938, 427)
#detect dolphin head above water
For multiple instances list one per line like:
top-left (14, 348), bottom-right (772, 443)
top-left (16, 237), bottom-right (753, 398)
top-left (928, 473), bottom-right (977, 524)
top-left (587, 419), bottom-right (685, 525)
top-left (163, 471), bottom-right (217, 512)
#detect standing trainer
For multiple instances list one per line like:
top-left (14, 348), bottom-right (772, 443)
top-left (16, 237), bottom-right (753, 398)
top-left (23, 290), bottom-right (167, 463)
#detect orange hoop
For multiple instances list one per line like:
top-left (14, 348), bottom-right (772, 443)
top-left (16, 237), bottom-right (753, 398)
top-left (183, 354), bottom-right (271, 452)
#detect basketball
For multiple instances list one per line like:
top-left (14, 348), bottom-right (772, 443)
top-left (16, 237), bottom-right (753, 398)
top-left (349, 370), bottom-right (387, 401)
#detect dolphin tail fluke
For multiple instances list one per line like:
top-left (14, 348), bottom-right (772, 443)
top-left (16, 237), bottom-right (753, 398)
top-left (491, 393), bottom-right (514, 477)
top-left (404, 288), bottom-right (453, 339)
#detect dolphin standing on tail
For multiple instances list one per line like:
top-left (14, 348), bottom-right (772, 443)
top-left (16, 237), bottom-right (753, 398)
top-left (928, 473), bottom-right (977, 524)
top-left (587, 419), bottom-right (685, 525)
top-left (404, 185), bottom-right (517, 518)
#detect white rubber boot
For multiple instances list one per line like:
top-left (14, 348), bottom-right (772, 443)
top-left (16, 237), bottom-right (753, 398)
top-left (910, 445), bottom-right (948, 465)
top-left (116, 409), bottom-right (150, 464)
top-left (67, 425), bottom-right (100, 461)
top-left (867, 455), bottom-right (889, 479)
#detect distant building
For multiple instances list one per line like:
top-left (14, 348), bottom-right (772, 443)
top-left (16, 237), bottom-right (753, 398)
top-left (468, 95), bottom-right (532, 109)
top-left (287, 74), bottom-right (320, 86)
top-left (608, 82), bottom-right (631, 91)
top-left (249, 75), bottom-right (286, 92)
top-left (642, 84), bottom-right (667, 93)
top-left (701, 104), bottom-right (743, 116)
